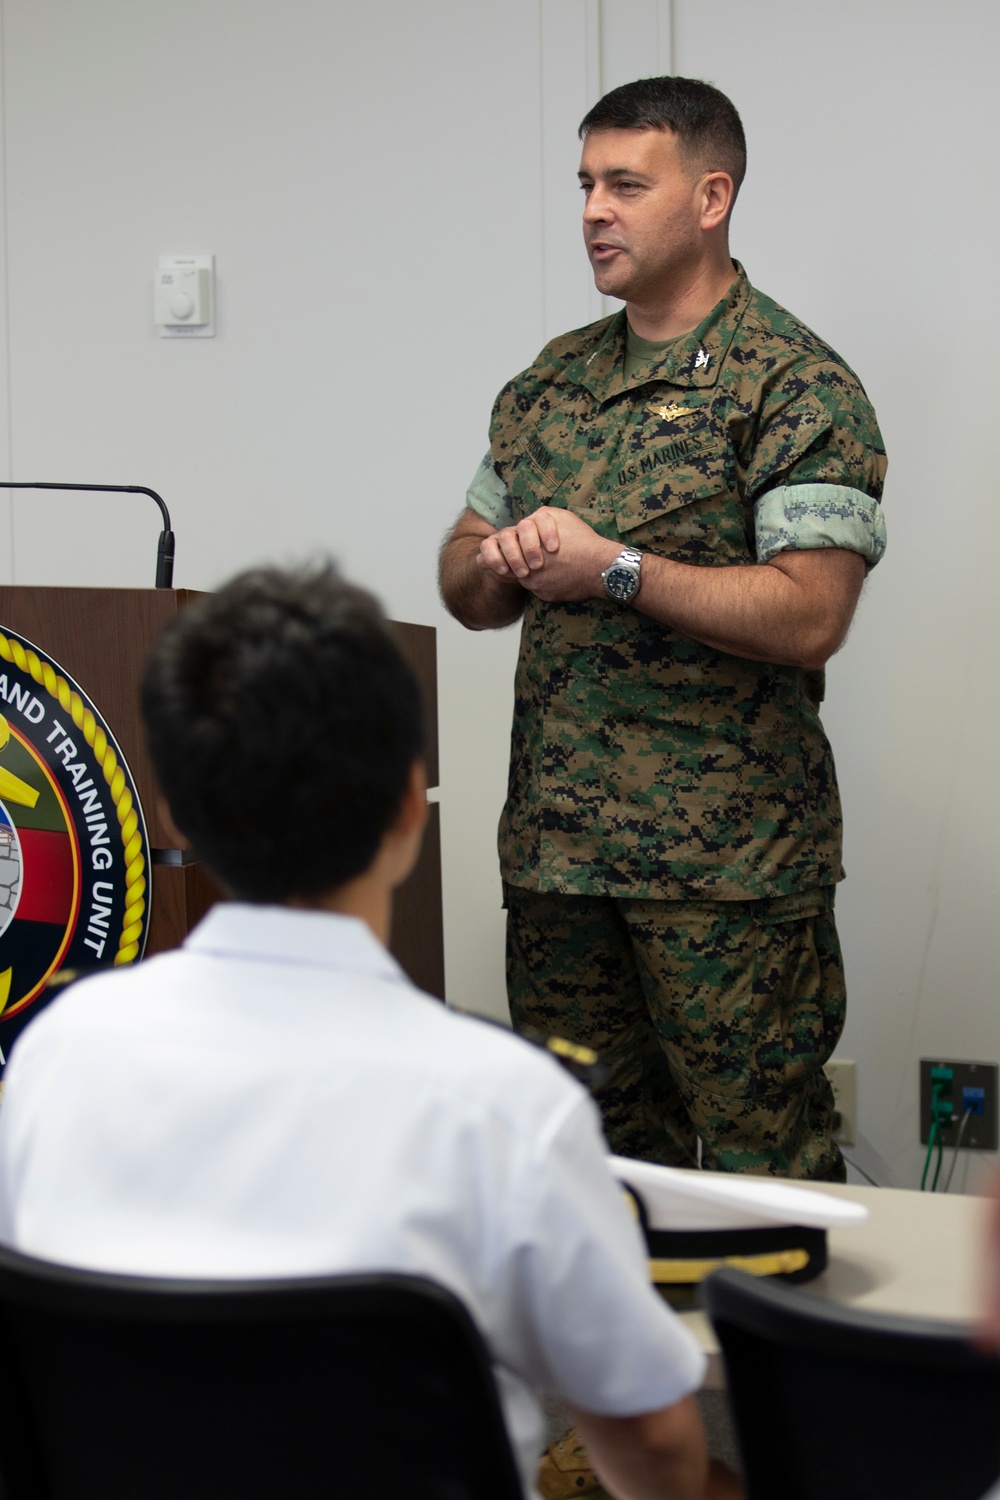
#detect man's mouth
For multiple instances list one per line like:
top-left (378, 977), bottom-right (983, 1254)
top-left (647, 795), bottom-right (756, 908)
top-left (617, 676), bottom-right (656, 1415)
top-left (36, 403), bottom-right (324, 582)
top-left (590, 241), bottom-right (625, 261)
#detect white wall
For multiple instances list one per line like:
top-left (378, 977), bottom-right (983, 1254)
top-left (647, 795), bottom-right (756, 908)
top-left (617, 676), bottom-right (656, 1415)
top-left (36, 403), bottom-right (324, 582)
top-left (0, 0), bottom-right (553, 1027)
top-left (672, 0), bottom-right (1000, 1191)
top-left (1, 0), bottom-right (997, 1191)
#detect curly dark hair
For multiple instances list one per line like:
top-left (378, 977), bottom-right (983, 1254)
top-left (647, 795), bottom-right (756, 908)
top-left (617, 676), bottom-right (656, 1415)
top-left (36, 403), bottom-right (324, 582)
top-left (142, 563), bottom-right (423, 901)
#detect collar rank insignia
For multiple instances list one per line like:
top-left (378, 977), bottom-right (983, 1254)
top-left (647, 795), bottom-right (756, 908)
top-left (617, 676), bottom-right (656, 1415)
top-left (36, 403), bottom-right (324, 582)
top-left (694, 347), bottom-right (711, 371)
top-left (647, 402), bottom-right (695, 422)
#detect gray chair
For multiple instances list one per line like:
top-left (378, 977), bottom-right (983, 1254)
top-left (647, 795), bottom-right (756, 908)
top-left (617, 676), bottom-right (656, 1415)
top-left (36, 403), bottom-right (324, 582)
top-left (704, 1265), bottom-right (1000, 1500)
top-left (0, 1244), bottom-right (524, 1499)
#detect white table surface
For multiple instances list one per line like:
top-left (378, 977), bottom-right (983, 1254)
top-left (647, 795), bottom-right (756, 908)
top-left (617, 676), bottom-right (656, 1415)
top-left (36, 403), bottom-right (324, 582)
top-left (680, 1180), bottom-right (989, 1389)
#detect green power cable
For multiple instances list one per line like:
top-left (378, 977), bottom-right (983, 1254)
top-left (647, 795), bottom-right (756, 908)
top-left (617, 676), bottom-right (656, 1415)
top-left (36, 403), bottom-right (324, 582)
top-left (931, 1132), bottom-right (945, 1191)
top-left (921, 1120), bottom-right (938, 1191)
top-left (922, 1076), bottom-right (956, 1190)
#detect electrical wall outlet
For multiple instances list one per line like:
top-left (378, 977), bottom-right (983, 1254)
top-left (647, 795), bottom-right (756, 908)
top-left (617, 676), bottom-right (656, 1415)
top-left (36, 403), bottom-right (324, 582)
top-left (919, 1059), bottom-right (998, 1150)
top-left (824, 1059), bottom-right (857, 1146)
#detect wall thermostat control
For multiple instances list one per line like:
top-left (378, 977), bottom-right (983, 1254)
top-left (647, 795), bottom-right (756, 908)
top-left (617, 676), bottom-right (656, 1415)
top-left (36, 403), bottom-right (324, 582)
top-left (154, 255), bottom-right (215, 337)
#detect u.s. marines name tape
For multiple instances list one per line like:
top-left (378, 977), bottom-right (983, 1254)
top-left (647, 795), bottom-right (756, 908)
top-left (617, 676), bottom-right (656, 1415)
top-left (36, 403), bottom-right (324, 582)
top-left (0, 627), bottom-right (150, 1066)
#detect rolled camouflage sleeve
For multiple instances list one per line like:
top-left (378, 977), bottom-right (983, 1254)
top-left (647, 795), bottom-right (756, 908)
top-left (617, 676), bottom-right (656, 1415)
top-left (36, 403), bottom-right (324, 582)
top-left (744, 357), bottom-right (887, 568)
top-left (466, 450), bottom-right (514, 529)
top-left (745, 360), bottom-right (886, 498)
top-left (755, 483), bottom-right (887, 568)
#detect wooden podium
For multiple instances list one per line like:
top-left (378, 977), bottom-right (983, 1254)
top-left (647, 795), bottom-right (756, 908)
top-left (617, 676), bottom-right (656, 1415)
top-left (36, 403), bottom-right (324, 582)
top-left (0, 587), bottom-right (445, 998)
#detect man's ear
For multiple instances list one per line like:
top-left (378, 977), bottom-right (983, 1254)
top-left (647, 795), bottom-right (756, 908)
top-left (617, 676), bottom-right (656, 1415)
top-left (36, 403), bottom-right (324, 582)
top-left (388, 759), bottom-right (429, 888)
top-left (398, 759), bottom-right (429, 836)
top-left (699, 170), bottom-right (734, 232)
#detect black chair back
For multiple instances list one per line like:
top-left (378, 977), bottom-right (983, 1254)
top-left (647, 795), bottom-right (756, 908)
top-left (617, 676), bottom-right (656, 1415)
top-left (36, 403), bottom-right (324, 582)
top-left (704, 1266), bottom-right (1000, 1500)
top-left (0, 1245), bottom-right (524, 1500)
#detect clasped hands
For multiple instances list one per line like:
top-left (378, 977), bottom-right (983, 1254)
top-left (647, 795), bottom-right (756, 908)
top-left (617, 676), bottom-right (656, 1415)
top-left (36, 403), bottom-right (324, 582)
top-left (476, 506), bottom-right (621, 603)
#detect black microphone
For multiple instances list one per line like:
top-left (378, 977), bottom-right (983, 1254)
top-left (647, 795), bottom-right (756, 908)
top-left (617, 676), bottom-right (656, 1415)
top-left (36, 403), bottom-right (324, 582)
top-left (0, 482), bottom-right (175, 589)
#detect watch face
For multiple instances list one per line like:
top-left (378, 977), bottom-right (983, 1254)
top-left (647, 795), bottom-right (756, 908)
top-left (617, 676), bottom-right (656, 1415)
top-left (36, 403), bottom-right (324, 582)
top-left (605, 564), bottom-right (638, 602)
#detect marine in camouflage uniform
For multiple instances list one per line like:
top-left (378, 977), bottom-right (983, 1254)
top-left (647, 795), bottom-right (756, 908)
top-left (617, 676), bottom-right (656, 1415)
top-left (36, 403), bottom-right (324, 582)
top-left (441, 80), bottom-right (886, 1181)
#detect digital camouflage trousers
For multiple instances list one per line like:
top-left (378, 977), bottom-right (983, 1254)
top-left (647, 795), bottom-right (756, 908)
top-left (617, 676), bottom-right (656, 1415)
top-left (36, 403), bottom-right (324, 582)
top-left (505, 883), bottom-right (846, 1181)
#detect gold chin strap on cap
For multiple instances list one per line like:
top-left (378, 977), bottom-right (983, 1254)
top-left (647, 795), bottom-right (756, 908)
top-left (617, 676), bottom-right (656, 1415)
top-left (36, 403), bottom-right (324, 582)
top-left (648, 1247), bottom-right (810, 1285)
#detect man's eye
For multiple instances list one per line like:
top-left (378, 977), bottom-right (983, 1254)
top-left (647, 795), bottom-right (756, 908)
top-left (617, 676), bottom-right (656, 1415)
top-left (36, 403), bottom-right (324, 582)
top-left (579, 182), bottom-right (593, 194)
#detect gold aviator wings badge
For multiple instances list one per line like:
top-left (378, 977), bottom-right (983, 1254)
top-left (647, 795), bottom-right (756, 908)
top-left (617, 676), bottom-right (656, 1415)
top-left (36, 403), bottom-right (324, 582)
top-left (647, 402), bottom-right (696, 422)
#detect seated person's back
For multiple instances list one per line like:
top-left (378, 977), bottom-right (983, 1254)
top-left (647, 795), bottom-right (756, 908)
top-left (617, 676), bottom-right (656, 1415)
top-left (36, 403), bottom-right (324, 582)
top-left (0, 564), bottom-right (738, 1500)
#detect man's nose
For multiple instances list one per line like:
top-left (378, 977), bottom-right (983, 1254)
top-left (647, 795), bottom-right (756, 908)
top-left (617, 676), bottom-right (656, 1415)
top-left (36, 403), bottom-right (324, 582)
top-left (583, 186), bottom-right (613, 223)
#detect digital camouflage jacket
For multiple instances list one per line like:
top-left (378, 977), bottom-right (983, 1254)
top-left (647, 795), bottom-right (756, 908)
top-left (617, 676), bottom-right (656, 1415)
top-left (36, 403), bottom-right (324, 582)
top-left (489, 266), bottom-right (886, 900)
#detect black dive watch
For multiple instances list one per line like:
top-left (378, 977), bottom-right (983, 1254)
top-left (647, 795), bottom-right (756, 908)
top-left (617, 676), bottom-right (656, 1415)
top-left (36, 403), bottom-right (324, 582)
top-left (601, 547), bottom-right (643, 603)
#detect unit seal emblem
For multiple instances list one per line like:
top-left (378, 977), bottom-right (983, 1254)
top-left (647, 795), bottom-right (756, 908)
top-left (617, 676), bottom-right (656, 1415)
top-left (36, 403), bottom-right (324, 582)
top-left (0, 626), bottom-right (150, 1066)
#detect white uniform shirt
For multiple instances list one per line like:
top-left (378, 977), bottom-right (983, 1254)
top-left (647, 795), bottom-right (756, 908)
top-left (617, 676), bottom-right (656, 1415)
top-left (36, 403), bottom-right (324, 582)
top-left (0, 904), bottom-right (705, 1494)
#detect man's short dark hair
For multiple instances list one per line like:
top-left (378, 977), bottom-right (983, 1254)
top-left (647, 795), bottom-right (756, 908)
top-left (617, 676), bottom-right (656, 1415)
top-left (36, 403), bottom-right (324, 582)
top-left (142, 563), bottom-right (424, 903)
top-left (579, 76), bottom-right (746, 198)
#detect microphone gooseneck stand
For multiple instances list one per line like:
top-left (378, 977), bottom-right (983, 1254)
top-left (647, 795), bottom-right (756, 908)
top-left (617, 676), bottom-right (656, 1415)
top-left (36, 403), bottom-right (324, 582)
top-left (0, 483), bottom-right (175, 588)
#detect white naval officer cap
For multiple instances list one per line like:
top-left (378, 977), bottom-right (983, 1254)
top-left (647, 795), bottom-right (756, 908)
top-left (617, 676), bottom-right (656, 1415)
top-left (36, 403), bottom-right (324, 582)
top-left (610, 1154), bottom-right (868, 1309)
